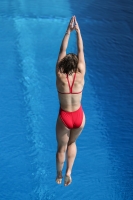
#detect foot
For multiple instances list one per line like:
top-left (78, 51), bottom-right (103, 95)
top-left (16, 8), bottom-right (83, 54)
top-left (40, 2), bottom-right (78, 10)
top-left (56, 171), bottom-right (63, 184)
top-left (64, 175), bottom-right (72, 186)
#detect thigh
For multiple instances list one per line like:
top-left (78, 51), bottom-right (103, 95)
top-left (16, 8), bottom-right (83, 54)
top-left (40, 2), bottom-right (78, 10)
top-left (56, 116), bottom-right (70, 149)
top-left (69, 112), bottom-right (85, 144)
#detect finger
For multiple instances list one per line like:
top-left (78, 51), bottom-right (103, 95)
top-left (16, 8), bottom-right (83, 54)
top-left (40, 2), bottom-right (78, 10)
top-left (72, 17), bottom-right (75, 26)
top-left (71, 17), bottom-right (74, 24)
top-left (70, 18), bottom-right (73, 27)
top-left (70, 16), bottom-right (74, 22)
top-left (73, 17), bottom-right (76, 25)
top-left (69, 17), bottom-right (72, 25)
top-left (75, 17), bottom-right (77, 24)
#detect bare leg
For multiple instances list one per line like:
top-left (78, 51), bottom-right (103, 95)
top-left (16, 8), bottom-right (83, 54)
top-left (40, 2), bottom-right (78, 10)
top-left (65, 113), bottom-right (85, 186)
top-left (56, 116), bottom-right (70, 184)
top-left (66, 142), bottom-right (77, 176)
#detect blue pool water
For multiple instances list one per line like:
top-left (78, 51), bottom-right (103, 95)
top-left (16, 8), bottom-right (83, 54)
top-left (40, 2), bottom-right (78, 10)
top-left (0, 0), bottom-right (133, 199)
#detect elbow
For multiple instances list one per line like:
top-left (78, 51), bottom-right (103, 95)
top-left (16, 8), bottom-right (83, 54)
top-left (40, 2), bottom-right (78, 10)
top-left (78, 48), bottom-right (84, 53)
top-left (60, 46), bottom-right (66, 52)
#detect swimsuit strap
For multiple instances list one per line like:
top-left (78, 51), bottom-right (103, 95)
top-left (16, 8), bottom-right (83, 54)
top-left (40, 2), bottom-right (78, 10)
top-left (58, 73), bottom-right (82, 94)
top-left (66, 73), bottom-right (76, 94)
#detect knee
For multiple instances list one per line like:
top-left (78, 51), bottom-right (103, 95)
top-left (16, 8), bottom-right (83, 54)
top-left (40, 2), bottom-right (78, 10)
top-left (68, 140), bottom-right (75, 146)
top-left (57, 145), bottom-right (67, 153)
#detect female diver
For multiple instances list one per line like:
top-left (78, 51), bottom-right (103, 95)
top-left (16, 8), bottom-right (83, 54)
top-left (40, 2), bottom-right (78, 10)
top-left (56, 16), bottom-right (86, 186)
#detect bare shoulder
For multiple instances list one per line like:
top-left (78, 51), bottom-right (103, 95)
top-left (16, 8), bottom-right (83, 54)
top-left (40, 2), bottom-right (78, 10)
top-left (56, 70), bottom-right (66, 82)
top-left (77, 62), bottom-right (86, 75)
top-left (56, 63), bottom-right (61, 76)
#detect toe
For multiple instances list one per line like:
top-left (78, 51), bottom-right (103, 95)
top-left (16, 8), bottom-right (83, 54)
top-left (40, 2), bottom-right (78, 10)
top-left (64, 176), bottom-right (72, 186)
top-left (56, 178), bottom-right (62, 184)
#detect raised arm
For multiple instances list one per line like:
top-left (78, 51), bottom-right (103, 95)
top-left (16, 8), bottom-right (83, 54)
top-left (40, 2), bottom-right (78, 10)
top-left (74, 17), bottom-right (86, 74)
top-left (56, 16), bottom-right (75, 64)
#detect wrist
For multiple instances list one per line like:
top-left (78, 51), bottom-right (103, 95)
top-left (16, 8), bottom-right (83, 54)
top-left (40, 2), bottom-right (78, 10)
top-left (65, 30), bottom-right (70, 35)
top-left (76, 29), bottom-right (80, 34)
top-left (67, 27), bottom-right (71, 33)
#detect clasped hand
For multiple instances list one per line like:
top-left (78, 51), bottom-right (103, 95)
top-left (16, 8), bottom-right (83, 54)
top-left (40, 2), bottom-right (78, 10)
top-left (67, 16), bottom-right (80, 33)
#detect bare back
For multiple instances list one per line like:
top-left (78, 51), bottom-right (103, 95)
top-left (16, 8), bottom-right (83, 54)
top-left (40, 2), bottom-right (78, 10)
top-left (56, 70), bottom-right (85, 111)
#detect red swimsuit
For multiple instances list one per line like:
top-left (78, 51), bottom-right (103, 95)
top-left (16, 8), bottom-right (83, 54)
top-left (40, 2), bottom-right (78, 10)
top-left (58, 73), bottom-right (83, 129)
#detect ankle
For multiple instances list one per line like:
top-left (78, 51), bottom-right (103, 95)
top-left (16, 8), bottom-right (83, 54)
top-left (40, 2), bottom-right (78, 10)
top-left (66, 170), bottom-right (71, 177)
top-left (57, 170), bottom-right (62, 173)
top-left (57, 171), bottom-right (62, 178)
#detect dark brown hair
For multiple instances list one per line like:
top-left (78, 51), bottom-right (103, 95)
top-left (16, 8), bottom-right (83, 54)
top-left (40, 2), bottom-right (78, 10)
top-left (58, 53), bottom-right (78, 75)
